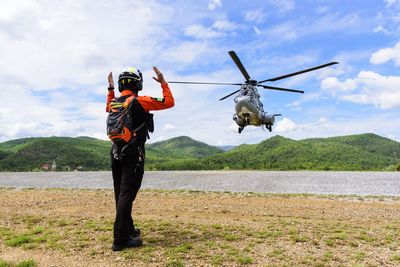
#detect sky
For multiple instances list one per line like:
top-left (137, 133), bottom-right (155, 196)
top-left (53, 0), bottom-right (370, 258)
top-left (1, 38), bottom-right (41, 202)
top-left (1, 0), bottom-right (400, 146)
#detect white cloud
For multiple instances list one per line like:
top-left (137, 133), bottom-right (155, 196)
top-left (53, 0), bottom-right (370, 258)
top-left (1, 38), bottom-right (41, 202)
top-left (269, 0), bottom-right (295, 12)
top-left (373, 5), bottom-right (400, 36)
top-left (164, 123), bottom-right (175, 131)
top-left (163, 41), bottom-right (218, 66)
top-left (370, 42), bottom-right (400, 66)
top-left (184, 24), bottom-right (224, 39)
top-left (212, 20), bottom-right (239, 31)
top-left (373, 24), bottom-right (392, 35)
top-left (274, 118), bottom-right (297, 133)
top-left (244, 10), bottom-right (266, 24)
top-left (267, 22), bottom-right (298, 41)
top-left (279, 113), bottom-right (400, 142)
top-left (0, 0), bottom-right (177, 142)
top-left (385, 0), bottom-right (398, 7)
top-left (265, 13), bottom-right (363, 43)
top-left (321, 77), bottom-right (357, 95)
top-left (253, 26), bottom-right (261, 35)
top-left (184, 20), bottom-right (239, 40)
top-left (321, 71), bottom-right (400, 109)
top-left (208, 0), bottom-right (222, 10)
top-left (0, 0), bottom-right (172, 90)
top-left (286, 93), bottom-right (321, 110)
top-left (316, 6), bottom-right (329, 14)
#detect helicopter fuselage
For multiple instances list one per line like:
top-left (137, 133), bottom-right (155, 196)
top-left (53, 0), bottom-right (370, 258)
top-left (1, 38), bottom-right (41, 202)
top-left (233, 84), bottom-right (276, 131)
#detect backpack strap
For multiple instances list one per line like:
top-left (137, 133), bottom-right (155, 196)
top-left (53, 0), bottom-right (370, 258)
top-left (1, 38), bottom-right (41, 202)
top-left (119, 122), bottom-right (146, 159)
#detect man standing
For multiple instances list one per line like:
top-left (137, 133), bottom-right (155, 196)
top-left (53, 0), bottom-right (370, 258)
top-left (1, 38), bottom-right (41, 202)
top-left (106, 66), bottom-right (174, 251)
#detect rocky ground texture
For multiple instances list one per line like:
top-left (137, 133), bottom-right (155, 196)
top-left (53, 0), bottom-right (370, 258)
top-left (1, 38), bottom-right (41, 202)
top-left (0, 188), bottom-right (400, 266)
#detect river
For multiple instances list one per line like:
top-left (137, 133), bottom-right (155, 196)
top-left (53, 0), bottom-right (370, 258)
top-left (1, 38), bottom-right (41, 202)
top-left (0, 171), bottom-right (399, 196)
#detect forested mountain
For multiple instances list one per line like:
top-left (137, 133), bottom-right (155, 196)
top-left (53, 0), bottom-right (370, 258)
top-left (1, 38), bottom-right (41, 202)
top-left (0, 134), bottom-right (399, 171)
top-left (203, 134), bottom-right (400, 171)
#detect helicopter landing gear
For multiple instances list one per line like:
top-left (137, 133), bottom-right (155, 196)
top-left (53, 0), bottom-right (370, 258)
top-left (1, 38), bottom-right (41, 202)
top-left (266, 125), bottom-right (272, 132)
top-left (238, 127), bottom-right (244, 134)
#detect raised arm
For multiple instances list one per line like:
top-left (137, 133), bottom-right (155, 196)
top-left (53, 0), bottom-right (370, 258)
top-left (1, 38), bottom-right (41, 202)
top-left (137, 67), bottom-right (175, 112)
top-left (106, 72), bottom-right (115, 112)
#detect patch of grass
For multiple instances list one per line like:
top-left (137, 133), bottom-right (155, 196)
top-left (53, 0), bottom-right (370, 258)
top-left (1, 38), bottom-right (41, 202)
top-left (0, 227), bottom-right (13, 239)
top-left (212, 224), bottom-right (222, 230)
top-left (5, 234), bottom-right (34, 246)
top-left (205, 240), bottom-right (217, 248)
top-left (166, 243), bottom-right (193, 256)
top-left (122, 245), bottom-right (159, 263)
top-left (290, 234), bottom-right (309, 243)
top-left (56, 219), bottom-right (68, 227)
top-left (353, 251), bottom-right (366, 261)
top-left (390, 254), bottom-right (400, 261)
top-left (332, 232), bottom-right (347, 240)
top-left (21, 216), bottom-right (41, 226)
top-left (223, 233), bottom-right (239, 241)
top-left (268, 248), bottom-right (285, 259)
top-left (165, 259), bottom-right (184, 267)
top-left (252, 230), bottom-right (283, 239)
top-left (211, 255), bottom-right (224, 266)
top-left (15, 259), bottom-right (37, 267)
top-left (356, 231), bottom-right (375, 243)
top-left (322, 251), bottom-right (333, 262)
top-left (324, 238), bottom-right (335, 247)
top-left (31, 227), bottom-right (44, 235)
top-left (0, 259), bottom-right (11, 267)
top-left (236, 255), bottom-right (253, 265)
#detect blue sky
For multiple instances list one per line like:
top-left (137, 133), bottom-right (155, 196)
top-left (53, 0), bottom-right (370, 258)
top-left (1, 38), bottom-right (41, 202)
top-left (1, 0), bottom-right (400, 145)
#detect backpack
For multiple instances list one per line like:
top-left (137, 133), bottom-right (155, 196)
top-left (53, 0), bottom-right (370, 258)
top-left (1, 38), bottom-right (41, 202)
top-left (107, 95), bottom-right (144, 144)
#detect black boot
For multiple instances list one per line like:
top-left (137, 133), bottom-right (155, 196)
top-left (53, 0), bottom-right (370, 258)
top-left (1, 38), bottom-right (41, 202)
top-left (112, 236), bottom-right (143, 251)
top-left (131, 228), bottom-right (141, 238)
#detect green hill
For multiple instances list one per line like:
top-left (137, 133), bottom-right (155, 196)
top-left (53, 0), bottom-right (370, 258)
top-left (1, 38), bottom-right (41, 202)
top-left (0, 137), bottom-right (111, 171)
top-left (0, 133), bottom-right (399, 171)
top-left (145, 136), bottom-right (224, 170)
top-left (147, 136), bottom-right (223, 158)
top-left (201, 134), bottom-right (399, 171)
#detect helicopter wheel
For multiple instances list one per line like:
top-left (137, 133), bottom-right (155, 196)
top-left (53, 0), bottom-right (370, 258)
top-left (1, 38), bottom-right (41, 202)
top-left (238, 127), bottom-right (244, 134)
top-left (266, 125), bottom-right (272, 132)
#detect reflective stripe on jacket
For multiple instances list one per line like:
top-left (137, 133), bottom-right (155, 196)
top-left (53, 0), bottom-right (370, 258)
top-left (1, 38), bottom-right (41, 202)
top-left (106, 83), bottom-right (174, 112)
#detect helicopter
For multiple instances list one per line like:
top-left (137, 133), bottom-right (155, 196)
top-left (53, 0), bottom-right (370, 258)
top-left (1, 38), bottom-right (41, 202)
top-left (168, 51), bottom-right (338, 133)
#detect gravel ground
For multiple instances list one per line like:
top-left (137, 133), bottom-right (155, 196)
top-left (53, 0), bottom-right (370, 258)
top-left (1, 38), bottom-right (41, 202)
top-left (0, 189), bottom-right (400, 266)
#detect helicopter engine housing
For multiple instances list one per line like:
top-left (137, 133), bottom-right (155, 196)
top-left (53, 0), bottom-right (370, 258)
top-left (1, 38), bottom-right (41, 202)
top-left (262, 113), bottom-right (275, 126)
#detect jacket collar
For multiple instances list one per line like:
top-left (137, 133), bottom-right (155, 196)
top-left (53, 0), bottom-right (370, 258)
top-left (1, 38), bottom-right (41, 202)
top-left (121, 90), bottom-right (137, 97)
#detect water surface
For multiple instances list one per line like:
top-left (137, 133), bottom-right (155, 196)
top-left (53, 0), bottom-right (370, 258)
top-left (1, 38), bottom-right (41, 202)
top-left (0, 171), bottom-right (399, 196)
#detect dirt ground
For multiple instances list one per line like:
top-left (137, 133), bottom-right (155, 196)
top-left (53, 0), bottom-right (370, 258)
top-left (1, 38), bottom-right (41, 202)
top-left (0, 188), bottom-right (400, 266)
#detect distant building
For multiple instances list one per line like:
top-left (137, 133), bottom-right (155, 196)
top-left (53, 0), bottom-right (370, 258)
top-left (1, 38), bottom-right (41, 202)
top-left (51, 160), bottom-right (57, 171)
top-left (74, 166), bottom-right (83, 171)
top-left (41, 164), bottom-right (50, 171)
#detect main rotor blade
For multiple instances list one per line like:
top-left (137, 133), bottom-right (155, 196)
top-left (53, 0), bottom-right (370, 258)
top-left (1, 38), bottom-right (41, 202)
top-left (228, 51), bottom-right (251, 81)
top-left (257, 84), bottom-right (304, 94)
top-left (219, 89), bottom-right (241, 101)
top-left (258, 62), bottom-right (339, 83)
top-left (168, 81), bottom-right (242, 86)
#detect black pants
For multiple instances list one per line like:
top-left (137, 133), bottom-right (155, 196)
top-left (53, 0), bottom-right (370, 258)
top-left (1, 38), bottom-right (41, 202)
top-left (111, 143), bottom-right (145, 245)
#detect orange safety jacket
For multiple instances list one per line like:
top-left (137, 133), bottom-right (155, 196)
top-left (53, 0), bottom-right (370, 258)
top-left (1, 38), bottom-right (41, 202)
top-left (106, 83), bottom-right (174, 113)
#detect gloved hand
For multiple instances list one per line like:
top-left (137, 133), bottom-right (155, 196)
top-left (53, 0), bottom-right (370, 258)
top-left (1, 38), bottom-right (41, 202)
top-left (108, 72), bottom-right (115, 90)
top-left (152, 66), bottom-right (167, 85)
